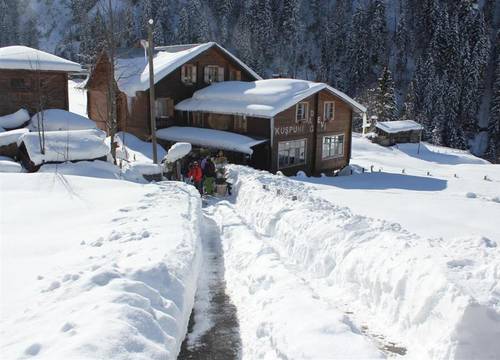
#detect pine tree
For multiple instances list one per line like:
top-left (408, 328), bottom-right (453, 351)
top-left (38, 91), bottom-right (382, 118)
top-left (188, 0), bottom-right (210, 43)
top-left (402, 80), bottom-right (416, 120)
top-left (280, 0), bottom-right (301, 76)
top-left (373, 66), bottom-right (397, 121)
top-left (486, 37), bottom-right (500, 162)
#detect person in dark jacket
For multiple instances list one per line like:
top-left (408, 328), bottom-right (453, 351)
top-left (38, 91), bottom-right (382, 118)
top-left (203, 158), bottom-right (216, 195)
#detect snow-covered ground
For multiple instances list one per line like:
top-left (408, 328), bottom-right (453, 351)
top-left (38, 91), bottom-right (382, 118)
top-left (0, 167), bottom-right (202, 359)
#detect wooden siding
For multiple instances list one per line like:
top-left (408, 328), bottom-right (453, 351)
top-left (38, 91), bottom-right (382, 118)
top-left (0, 69), bottom-right (68, 117)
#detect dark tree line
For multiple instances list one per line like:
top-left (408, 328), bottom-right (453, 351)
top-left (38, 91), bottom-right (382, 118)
top-left (1, 0), bottom-right (499, 162)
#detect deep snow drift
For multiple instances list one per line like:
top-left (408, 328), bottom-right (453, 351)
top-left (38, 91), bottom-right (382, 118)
top-left (0, 170), bottom-right (202, 359)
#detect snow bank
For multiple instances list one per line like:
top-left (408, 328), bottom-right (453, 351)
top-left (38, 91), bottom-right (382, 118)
top-left (0, 174), bottom-right (202, 359)
top-left (0, 46), bottom-right (81, 72)
top-left (19, 129), bottom-right (109, 166)
top-left (0, 156), bottom-right (22, 173)
top-left (206, 204), bottom-right (383, 359)
top-left (30, 109), bottom-right (96, 132)
top-left (115, 132), bottom-right (167, 164)
top-left (176, 79), bottom-right (366, 117)
top-left (165, 142), bottom-right (191, 163)
top-left (0, 109), bottom-right (30, 129)
top-left (227, 165), bottom-right (500, 359)
top-left (157, 126), bottom-right (266, 155)
top-left (0, 128), bottom-right (29, 147)
top-left (375, 120), bottom-right (423, 133)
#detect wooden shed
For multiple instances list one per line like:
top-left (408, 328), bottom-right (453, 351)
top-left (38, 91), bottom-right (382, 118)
top-left (374, 120), bottom-right (423, 146)
top-left (0, 46), bottom-right (82, 117)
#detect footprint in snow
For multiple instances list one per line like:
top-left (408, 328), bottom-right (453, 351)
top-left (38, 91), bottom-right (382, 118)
top-left (24, 343), bottom-right (42, 356)
top-left (60, 322), bottom-right (76, 332)
top-left (42, 281), bottom-right (60, 292)
top-left (447, 259), bottom-right (474, 268)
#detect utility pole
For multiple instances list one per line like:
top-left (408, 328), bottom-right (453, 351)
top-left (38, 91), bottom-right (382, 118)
top-left (147, 18), bottom-right (158, 164)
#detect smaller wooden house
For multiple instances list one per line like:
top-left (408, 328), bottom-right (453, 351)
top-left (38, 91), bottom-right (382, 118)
top-left (374, 120), bottom-right (423, 146)
top-left (0, 46), bottom-right (82, 117)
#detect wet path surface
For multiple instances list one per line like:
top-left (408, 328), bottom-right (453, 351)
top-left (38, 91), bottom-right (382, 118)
top-left (178, 212), bottom-right (241, 360)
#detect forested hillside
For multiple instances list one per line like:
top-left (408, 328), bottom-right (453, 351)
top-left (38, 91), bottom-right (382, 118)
top-left (1, 0), bottom-right (499, 162)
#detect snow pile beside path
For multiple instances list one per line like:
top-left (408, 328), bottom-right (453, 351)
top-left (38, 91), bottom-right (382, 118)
top-left (0, 109), bottom-right (30, 129)
top-left (0, 128), bottom-right (29, 147)
top-left (206, 203), bottom-right (383, 359)
top-left (0, 156), bottom-right (22, 173)
top-left (30, 109), bottom-right (96, 132)
top-left (19, 129), bottom-right (109, 166)
top-left (0, 175), bottom-right (202, 359)
top-left (228, 165), bottom-right (500, 359)
top-left (115, 132), bottom-right (167, 164)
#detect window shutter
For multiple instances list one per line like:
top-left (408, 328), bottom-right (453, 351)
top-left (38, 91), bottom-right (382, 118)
top-left (218, 66), bottom-right (224, 82)
top-left (204, 66), bottom-right (210, 83)
top-left (192, 65), bottom-right (197, 83)
top-left (167, 98), bottom-right (174, 117)
top-left (181, 65), bottom-right (186, 81)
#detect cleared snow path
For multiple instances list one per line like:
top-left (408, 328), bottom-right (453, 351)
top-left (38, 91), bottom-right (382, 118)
top-left (197, 199), bottom-right (384, 359)
top-left (178, 208), bottom-right (241, 359)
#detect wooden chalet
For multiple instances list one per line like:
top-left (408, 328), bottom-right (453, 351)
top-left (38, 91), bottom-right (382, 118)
top-left (0, 46), bottom-right (81, 117)
top-left (170, 79), bottom-right (366, 175)
top-left (86, 42), bottom-right (261, 139)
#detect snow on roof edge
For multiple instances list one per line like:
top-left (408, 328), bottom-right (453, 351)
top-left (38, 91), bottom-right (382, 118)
top-left (375, 120), bottom-right (423, 134)
top-left (325, 85), bottom-right (366, 113)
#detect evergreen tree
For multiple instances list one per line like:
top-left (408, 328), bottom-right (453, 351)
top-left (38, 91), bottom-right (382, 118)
top-left (486, 37), bottom-right (500, 162)
top-left (373, 66), bottom-right (397, 121)
top-left (402, 80), bottom-right (416, 120)
top-left (177, 7), bottom-right (190, 44)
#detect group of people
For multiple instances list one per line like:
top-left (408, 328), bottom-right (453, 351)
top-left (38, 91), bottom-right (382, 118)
top-left (186, 151), bottom-right (231, 196)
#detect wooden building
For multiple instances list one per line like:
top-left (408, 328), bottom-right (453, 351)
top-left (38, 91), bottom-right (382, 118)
top-left (374, 120), bottom-right (423, 146)
top-left (0, 46), bottom-right (81, 117)
top-left (171, 79), bottom-right (366, 176)
top-left (86, 42), bottom-right (261, 139)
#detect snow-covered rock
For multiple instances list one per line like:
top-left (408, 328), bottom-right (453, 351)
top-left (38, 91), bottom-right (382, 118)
top-left (0, 173), bottom-right (202, 359)
top-left (0, 128), bottom-right (29, 147)
top-left (29, 109), bottom-right (96, 132)
top-left (0, 156), bottom-right (22, 173)
top-left (0, 109), bottom-right (30, 130)
top-left (164, 142), bottom-right (192, 163)
top-left (18, 129), bottom-right (109, 166)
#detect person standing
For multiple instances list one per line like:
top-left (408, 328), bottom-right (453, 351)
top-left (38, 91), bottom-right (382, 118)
top-left (203, 158), bottom-right (216, 195)
top-left (188, 161), bottom-right (203, 195)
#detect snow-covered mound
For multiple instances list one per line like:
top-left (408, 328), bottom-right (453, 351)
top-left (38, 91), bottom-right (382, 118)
top-left (30, 109), bottom-right (96, 132)
top-left (164, 142), bottom-right (192, 163)
top-left (19, 129), bottom-right (109, 166)
top-left (176, 78), bottom-right (365, 118)
top-left (0, 128), bottom-right (29, 147)
top-left (0, 173), bottom-right (202, 359)
top-left (0, 109), bottom-right (30, 130)
top-left (115, 132), bottom-right (167, 164)
top-left (227, 164), bottom-right (500, 359)
top-left (0, 46), bottom-right (81, 72)
top-left (0, 156), bottom-right (22, 173)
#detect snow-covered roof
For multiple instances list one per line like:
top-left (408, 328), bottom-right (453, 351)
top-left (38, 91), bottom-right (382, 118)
top-left (156, 126), bottom-right (267, 155)
top-left (0, 128), bottom-right (29, 147)
top-left (175, 79), bottom-right (366, 118)
top-left (375, 120), bottom-right (423, 134)
top-left (0, 46), bottom-right (81, 72)
top-left (18, 129), bottom-right (110, 166)
top-left (114, 42), bottom-right (261, 97)
top-left (0, 109), bottom-right (30, 130)
top-left (29, 109), bottom-right (97, 132)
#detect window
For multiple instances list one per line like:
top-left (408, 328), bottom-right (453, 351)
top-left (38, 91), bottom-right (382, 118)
top-left (322, 134), bottom-right (344, 159)
top-left (234, 115), bottom-right (247, 133)
top-left (11, 78), bottom-right (28, 91)
top-left (229, 70), bottom-right (241, 81)
top-left (204, 65), bottom-right (224, 83)
top-left (296, 102), bottom-right (308, 122)
top-left (278, 139), bottom-right (307, 169)
top-left (324, 101), bottom-right (335, 121)
top-left (181, 64), bottom-right (197, 84)
top-left (155, 98), bottom-right (173, 118)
